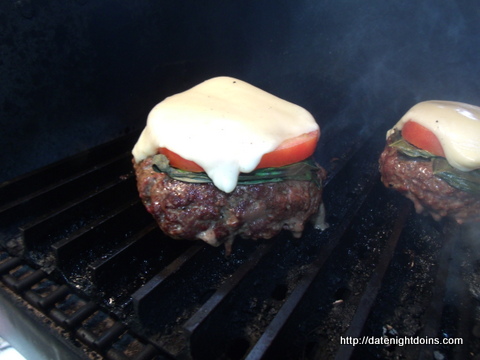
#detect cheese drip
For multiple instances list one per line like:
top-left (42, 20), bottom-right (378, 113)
top-left (132, 76), bottom-right (319, 193)
top-left (387, 100), bottom-right (480, 171)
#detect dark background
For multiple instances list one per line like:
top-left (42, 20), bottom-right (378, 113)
top-left (2, 0), bottom-right (480, 183)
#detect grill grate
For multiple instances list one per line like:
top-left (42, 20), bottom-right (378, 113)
top-left (0, 125), bottom-right (479, 360)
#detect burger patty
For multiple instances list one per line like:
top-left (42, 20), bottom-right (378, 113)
top-left (379, 136), bottom-right (480, 224)
top-left (133, 156), bottom-right (327, 247)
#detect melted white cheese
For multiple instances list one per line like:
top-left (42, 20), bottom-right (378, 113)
top-left (132, 76), bottom-right (319, 193)
top-left (387, 100), bottom-right (480, 171)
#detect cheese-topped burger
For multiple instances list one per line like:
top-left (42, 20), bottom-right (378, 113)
top-left (379, 100), bottom-right (480, 223)
top-left (132, 77), bottom-right (327, 251)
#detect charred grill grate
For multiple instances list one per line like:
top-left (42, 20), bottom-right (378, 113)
top-left (0, 126), bottom-right (478, 359)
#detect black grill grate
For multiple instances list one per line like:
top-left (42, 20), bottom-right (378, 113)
top-left (0, 126), bottom-right (478, 360)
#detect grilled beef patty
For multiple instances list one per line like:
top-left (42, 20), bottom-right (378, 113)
top-left (133, 156), bottom-right (326, 248)
top-left (379, 135), bottom-right (480, 223)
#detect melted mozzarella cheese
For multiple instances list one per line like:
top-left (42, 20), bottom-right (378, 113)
top-left (132, 76), bottom-right (319, 193)
top-left (387, 100), bottom-right (480, 171)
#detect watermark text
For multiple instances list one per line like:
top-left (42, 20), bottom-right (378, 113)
top-left (340, 336), bottom-right (463, 347)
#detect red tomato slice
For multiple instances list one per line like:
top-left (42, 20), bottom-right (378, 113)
top-left (401, 120), bottom-right (445, 157)
top-left (158, 147), bottom-right (205, 172)
top-left (256, 130), bottom-right (319, 169)
top-left (158, 130), bottom-right (320, 172)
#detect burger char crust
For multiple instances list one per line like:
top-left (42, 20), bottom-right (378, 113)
top-left (379, 135), bottom-right (480, 224)
top-left (133, 156), bottom-right (326, 246)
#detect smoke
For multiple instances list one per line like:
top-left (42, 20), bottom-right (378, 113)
top-left (244, 0), bottom-right (480, 135)
top-left (3, 0), bottom-right (480, 183)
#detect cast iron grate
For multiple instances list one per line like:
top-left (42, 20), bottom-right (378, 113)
top-left (0, 124), bottom-right (478, 360)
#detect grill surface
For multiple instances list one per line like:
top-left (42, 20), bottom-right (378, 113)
top-left (0, 123), bottom-right (479, 360)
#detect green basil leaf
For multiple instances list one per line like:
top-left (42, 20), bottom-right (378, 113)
top-left (152, 154), bottom-right (212, 183)
top-left (152, 154), bottom-right (322, 187)
top-left (389, 132), bottom-right (435, 159)
top-left (236, 158), bottom-right (321, 186)
top-left (433, 157), bottom-right (480, 194)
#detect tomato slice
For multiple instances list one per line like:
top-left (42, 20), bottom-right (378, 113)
top-left (158, 147), bottom-right (205, 172)
top-left (401, 120), bottom-right (445, 157)
top-left (158, 130), bottom-right (320, 172)
top-left (256, 130), bottom-right (319, 169)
